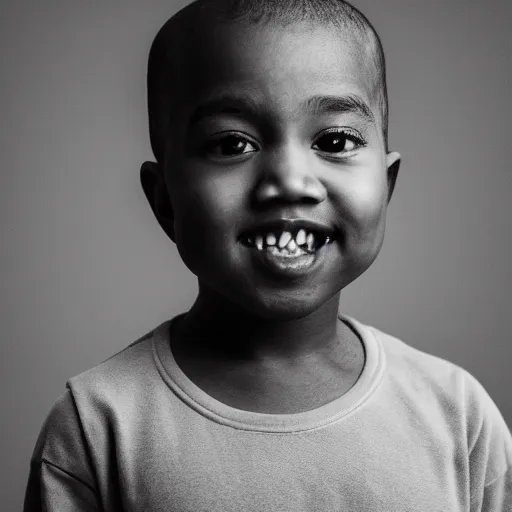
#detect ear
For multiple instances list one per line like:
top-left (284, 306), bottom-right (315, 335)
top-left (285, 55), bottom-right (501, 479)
top-left (140, 161), bottom-right (176, 242)
top-left (385, 151), bottom-right (401, 203)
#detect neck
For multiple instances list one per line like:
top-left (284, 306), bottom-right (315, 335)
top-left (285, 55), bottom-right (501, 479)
top-left (174, 285), bottom-right (344, 362)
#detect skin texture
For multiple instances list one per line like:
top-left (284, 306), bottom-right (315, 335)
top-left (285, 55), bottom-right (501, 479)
top-left (141, 20), bottom-right (401, 413)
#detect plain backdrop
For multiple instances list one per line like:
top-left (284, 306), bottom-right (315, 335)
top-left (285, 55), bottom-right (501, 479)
top-left (2, 0), bottom-right (511, 508)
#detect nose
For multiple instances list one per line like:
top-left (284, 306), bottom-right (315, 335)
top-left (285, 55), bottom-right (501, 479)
top-left (253, 144), bottom-right (327, 205)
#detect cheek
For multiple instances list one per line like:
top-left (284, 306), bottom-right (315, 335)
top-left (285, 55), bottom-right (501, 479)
top-left (338, 170), bottom-right (389, 232)
top-left (168, 172), bottom-right (247, 265)
top-left (329, 164), bottom-right (390, 274)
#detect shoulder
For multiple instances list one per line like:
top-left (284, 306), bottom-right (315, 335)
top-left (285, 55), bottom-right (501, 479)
top-left (355, 318), bottom-right (512, 484)
top-left (28, 388), bottom-right (98, 493)
top-left (69, 322), bottom-right (162, 383)
top-left (27, 320), bottom-right (175, 496)
top-left (360, 319), bottom-right (500, 411)
top-left (28, 322), bottom-right (164, 470)
top-left (33, 389), bottom-right (84, 460)
top-left (65, 320), bottom-right (171, 416)
top-left (348, 315), bottom-right (510, 435)
top-left (347, 316), bottom-right (472, 396)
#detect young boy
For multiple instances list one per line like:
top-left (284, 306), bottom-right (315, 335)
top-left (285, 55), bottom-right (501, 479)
top-left (24, 0), bottom-right (512, 510)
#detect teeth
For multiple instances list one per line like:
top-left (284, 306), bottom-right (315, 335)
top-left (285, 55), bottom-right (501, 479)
top-left (287, 238), bottom-right (298, 252)
top-left (306, 233), bottom-right (315, 251)
top-left (247, 229), bottom-right (329, 252)
top-left (278, 231), bottom-right (292, 248)
top-left (296, 229), bottom-right (307, 246)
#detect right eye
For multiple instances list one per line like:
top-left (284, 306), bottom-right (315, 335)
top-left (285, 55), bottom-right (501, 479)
top-left (204, 134), bottom-right (258, 158)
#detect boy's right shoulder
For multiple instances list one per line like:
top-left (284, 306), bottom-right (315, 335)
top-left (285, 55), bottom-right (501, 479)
top-left (65, 319), bottom-right (171, 403)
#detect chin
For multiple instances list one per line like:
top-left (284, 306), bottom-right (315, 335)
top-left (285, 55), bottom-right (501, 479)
top-left (240, 288), bottom-right (338, 321)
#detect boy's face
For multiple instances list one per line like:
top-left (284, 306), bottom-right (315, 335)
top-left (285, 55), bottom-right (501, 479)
top-left (151, 21), bottom-right (400, 319)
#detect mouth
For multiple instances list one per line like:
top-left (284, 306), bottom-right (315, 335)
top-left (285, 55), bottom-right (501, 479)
top-left (240, 219), bottom-right (336, 253)
top-left (238, 219), bottom-right (337, 276)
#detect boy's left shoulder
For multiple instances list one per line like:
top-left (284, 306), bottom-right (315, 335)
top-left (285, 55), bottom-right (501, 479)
top-left (348, 316), bottom-right (505, 420)
top-left (363, 320), bottom-right (512, 472)
top-left (363, 319), bottom-right (485, 396)
top-left (359, 319), bottom-right (511, 459)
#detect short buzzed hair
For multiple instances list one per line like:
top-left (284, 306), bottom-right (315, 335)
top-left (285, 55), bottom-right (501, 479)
top-left (147, 0), bottom-right (389, 164)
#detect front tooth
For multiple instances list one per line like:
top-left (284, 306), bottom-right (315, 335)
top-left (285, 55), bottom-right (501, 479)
top-left (266, 233), bottom-right (276, 246)
top-left (278, 231), bottom-right (292, 248)
top-left (287, 238), bottom-right (298, 252)
top-left (306, 233), bottom-right (315, 251)
top-left (296, 229), bottom-right (307, 246)
top-left (255, 235), bottom-right (264, 250)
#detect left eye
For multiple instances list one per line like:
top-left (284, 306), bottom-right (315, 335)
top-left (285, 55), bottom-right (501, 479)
top-left (312, 129), bottom-right (365, 154)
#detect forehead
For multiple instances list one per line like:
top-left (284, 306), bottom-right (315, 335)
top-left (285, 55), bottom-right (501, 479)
top-left (170, 20), bottom-right (378, 120)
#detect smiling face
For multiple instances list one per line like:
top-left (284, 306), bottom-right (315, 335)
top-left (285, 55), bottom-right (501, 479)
top-left (153, 20), bottom-right (400, 320)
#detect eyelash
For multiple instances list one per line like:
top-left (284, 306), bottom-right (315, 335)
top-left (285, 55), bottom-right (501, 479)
top-left (203, 131), bottom-right (259, 159)
top-left (311, 127), bottom-right (367, 157)
top-left (203, 128), bottom-right (367, 160)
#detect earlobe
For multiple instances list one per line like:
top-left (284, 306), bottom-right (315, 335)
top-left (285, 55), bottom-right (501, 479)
top-left (385, 151), bottom-right (401, 203)
top-left (140, 161), bottom-right (176, 242)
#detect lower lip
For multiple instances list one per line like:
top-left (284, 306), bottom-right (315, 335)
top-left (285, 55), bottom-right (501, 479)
top-left (247, 245), bottom-right (327, 278)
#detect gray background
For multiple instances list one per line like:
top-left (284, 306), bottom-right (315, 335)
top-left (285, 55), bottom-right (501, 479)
top-left (2, 0), bottom-right (511, 508)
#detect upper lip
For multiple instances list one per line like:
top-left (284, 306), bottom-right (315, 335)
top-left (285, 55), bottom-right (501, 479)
top-left (239, 218), bottom-right (337, 239)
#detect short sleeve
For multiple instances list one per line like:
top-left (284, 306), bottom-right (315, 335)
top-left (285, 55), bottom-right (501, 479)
top-left (465, 371), bottom-right (512, 511)
top-left (480, 467), bottom-right (512, 512)
top-left (24, 389), bottom-right (100, 511)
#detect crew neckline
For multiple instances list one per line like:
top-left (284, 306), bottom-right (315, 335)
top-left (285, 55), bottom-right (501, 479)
top-left (152, 314), bottom-right (385, 433)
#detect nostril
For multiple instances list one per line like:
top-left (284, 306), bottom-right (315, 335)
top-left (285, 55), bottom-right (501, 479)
top-left (253, 172), bottom-right (327, 206)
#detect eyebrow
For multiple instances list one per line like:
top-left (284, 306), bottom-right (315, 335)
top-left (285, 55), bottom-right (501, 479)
top-left (188, 93), bottom-right (375, 127)
top-left (301, 95), bottom-right (375, 124)
top-left (189, 95), bottom-right (264, 126)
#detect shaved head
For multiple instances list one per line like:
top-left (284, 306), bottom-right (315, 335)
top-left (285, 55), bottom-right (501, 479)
top-left (147, 0), bottom-right (389, 163)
